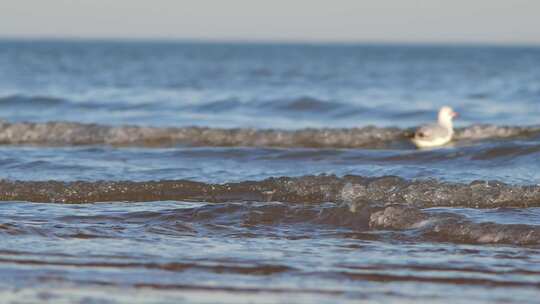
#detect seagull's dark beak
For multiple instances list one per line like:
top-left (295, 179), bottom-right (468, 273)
top-left (452, 111), bottom-right (459, 118)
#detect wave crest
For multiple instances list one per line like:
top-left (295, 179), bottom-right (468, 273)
top-left (0, 121), bottom-right (538, 148)
top-left (1, 175), bottom-right (539, 208)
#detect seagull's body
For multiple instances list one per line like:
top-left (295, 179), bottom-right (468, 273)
top-left (411, 106), bottom-right (458, 148)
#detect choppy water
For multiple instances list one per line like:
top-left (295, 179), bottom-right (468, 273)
top-left (0, 40), bottom-right (539, 303)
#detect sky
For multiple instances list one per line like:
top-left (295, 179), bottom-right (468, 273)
top-left (1, 0), bottom-right (539, 45)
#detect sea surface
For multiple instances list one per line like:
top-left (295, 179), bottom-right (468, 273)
top-left (0, 40), bottom-right (539, 303)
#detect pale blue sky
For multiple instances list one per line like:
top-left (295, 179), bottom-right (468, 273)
top-left (1, 0), bottom-right (539, 44)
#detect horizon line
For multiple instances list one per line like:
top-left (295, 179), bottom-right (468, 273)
top-left (1, 35), bottom-right (540, 48)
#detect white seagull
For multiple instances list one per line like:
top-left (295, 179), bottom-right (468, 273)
top-left (411, 106), bottom-right (458, 148)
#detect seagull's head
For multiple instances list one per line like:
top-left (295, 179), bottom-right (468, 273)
top-left (438, 106), bottom-right (458, 126)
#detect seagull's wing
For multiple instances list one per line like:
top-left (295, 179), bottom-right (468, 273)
top-left (414, 124), bottom-right (450, 141)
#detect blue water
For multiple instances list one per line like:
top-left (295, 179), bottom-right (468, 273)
top-left (1, 41), bottom-right (539, 128)
top-left (0, 40), bottom-right (539, 303)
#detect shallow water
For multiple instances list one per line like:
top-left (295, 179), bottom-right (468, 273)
top-left (0, 40), bottom-right (539, 303)
top-left (1, 201), bottom-right (540, 303)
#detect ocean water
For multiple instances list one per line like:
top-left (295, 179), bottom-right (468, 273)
top-left (0, 40), bottom-right (539, 303)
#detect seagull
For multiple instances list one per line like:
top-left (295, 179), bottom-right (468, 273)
top-left (411, 106), bottom-right (458, 148)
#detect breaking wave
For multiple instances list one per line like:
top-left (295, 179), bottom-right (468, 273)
top-left (370, 205), bottom-right (540, 245)
top-left (1, 175), bottom-right (539, 208)
top-left (0, 120), bottom-right (538, 148)
top-left (2, 199), bottom-right (539, 246)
